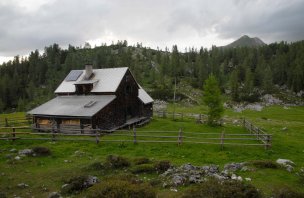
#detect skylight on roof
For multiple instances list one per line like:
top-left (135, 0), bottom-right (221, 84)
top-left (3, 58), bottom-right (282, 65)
top-left (65, 70), bottom-right (83, 81)
top-left (84, 101), bottom-right (97, 108)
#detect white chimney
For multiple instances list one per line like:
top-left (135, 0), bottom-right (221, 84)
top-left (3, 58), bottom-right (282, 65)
top-left (84, 65), bottom-right (93, 80)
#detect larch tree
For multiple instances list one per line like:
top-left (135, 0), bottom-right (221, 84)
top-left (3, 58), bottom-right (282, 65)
top-left (203, 75), bottom-right (224, 126)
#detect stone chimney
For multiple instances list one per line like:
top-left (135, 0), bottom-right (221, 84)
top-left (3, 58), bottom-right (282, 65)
top-left (84, 65), bottom-right (93, 80)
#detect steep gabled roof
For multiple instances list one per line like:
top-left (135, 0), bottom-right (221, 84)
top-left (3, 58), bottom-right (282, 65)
top-left (55, 67), bottom-right (129, 94)
top-left (28, 95), bottom-right (116, 117)
top-left (138, 88), bottom-right (154, 104)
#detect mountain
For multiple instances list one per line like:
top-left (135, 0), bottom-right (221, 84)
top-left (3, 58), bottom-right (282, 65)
top-left (223, 35), bottom-right (266, 48)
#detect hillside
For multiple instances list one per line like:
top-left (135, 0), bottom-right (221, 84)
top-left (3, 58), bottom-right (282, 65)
top-left (0, 40), bottom-right (304, 112)
top-left (223, 35), bottom-right (266, 48)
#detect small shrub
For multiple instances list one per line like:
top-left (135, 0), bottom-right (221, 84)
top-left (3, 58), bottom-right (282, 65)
top-left (87, 179), bottom-right (156, 198)
top-left (86, 161), bottom-right (104, 171)
top-left (272, 187), bottom-right (304, 198)
top-left (134, 157), bottom-right (151, 165)
top-left (154, 160), bottom-right (171, 173)
top-left (182, 179), bottom-right (261, 198)
top-left (0, 192), bottom-right (6, 198)
top-left (32, 147), bottom-right (51, 156)
top-left (251, 160), bottom-right (278, 169)
top-left (149, 178), bottom-right (162, 187)
top-left (131, 164), bottom-right (155, 174)
top-left (105, 155), bottom-right (130, 169)
top-left (105, 173), bottom-right (141, 184)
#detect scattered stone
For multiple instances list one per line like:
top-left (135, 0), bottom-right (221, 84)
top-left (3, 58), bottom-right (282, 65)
top-left (283, 106), bottom-right (289, 110)
top-left (61, 184), bottom-right (69, 189)
top-left (84, 176), bottom-right (99, 186)
top-left (172, 175), bottom-right (186, 186)
top-left (74, 150), bottom-right (86, 157)
top-left (237, 176), bottom-right (243, 181)
top-left (18, 149), bottom-right (33, 156)
top-left (224, 162), bottom-right (246, 172)
top-left (276, 159), bottom-right (295, 166)
top-left (14, 156), bottom-right (21, 160)
top-left (17, 183), bottom-right (29, 188)
top-left (245, 178), bottom-right (252, 181)
top-left (48, 192), bottom-right (62, 198)
top-left (170, 187), bottom-right (178, 192)
top-left (282, 127), bottom-right (288, 131)
top-left (276, 159), bottom-right (295, 172)
top-left (5, 154), bottom-right (13, 159)
top-left (10, 148), bottom-right (17, 153)
top-left (231, 174), bottom-right (237, 180)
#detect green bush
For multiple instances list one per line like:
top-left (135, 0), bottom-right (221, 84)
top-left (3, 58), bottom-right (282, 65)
top-left (134, 157), bottom-right (151, 165)
top-left (272, 187), bottom-right (304, 198)
top-left (154, 160), bottom-right (171, 173)
top-left (32, 146), bottom-right (51, 156)
top-left (131, 164), bottom-right (155, 174)
top-left (105, 155), bottom-right (130, 169)
top-left (182, 179), bottom-right (261, 198)
top-left (251, 160), bottom-right (278, 169)
top-left (87, 179), bottom-right (156, 198)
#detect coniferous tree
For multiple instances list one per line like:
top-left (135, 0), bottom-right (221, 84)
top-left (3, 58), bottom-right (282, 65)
top-left (203, 75), bottom-right (224, 126)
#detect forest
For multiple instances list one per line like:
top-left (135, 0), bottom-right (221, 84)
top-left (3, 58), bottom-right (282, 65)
top-left (0, 40), bottom-right (303, 112)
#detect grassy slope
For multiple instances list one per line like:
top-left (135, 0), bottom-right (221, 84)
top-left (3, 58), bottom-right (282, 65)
top-left (0, 105), bottom-right (304, 197)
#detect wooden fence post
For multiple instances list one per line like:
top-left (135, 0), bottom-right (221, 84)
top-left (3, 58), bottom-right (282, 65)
top-left (12, 127), bottom-right (16, 142)
top-left (133, 126), bottom-right (137, 144)
top-left (178, 128), bottom-right (183, 145)
top-left (52, 126), bottom-right (56, 141)
top-left (220, 131), bottom-right (225, 150)
top-left (95, 133), bottom-right (100, 144)
top-left (5, 118), bottom-right (8, 127)
top-left (264, 135), bottom-right (271, 150)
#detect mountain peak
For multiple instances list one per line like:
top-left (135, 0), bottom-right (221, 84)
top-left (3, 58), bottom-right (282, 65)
top-left (223, 35), bottom-right (266, 48)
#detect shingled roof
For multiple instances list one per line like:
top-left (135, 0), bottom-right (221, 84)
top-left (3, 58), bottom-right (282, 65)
top-left (55, 67), bottom-right (129, 93)
top-left (28, 95), bottom-right (116, 117)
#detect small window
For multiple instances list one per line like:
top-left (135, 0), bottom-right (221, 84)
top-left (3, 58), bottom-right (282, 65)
top-left (125, 85), bottom-right (132, 95)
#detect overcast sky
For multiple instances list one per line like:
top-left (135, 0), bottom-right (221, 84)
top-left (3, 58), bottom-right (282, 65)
top-left (1, 0), bottom-right (304, 63)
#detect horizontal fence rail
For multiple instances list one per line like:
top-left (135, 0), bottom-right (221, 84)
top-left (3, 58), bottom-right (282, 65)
top-left (0, 114), bottom-right (272, 149)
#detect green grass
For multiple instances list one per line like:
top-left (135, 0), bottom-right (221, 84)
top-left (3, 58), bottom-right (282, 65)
top-left (0, 105), bottom-right (304, 197)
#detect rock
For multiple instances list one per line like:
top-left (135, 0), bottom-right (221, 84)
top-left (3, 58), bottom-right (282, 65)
top-left (246, 104), bottom-right (263, 111)
top-left (276, 159), bottom-right (295, 172)
top-left (14, 156), bottom-right (21, 160)
top-left (261, 94), bottom-right (282, 105)
top-left (18, 149), bottom-right (33, 156)
top-left (10, 148), bottom-right (17, 153)
top-left (231, 174), bottom-right (237, 180)
top-left (276, 159), bottom-right (295, 166)
top-left (245, 177), bottom-right (252, 181)
top-left (84, 176), bottom-right (99, 186)
top-left (282, 127), bottom-right (288, 131)
top-left (283, 106), bottom-right (289, 110)
top-left (285, 165), bottom-right (294, 172)
top-left (237, 176), bottom-right (243, 181)
top-left (172, 175), bottom-right (186, 186)
top-left (48, 192), bottom-right (62, 198)
top-left (5, 154), bottom-right (13, 159)
top-left (181, 163), bottom-right (195, 171)
top-left (170, 187), bottom-right (178, 192)
top-left (224, 162), bottom-right (245, 172)
top-left (17, 183), bottom-right (29, 188)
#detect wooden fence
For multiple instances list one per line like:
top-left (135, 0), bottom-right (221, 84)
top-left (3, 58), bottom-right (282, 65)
top-left (0, 125), bottom-right (272, 149)
top-left (154, 110), bottom-right (207, 122)
top-left (243, 118), bottom-right (272, 149)
top-left (0, 115), bottom-right (32, 127)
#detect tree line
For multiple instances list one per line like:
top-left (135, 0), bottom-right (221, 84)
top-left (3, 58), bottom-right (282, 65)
top-left (0, 40), bottom-right (303, 112)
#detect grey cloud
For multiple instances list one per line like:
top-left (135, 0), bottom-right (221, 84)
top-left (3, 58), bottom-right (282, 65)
top-left (0, 0), bottom-right (303, 57)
